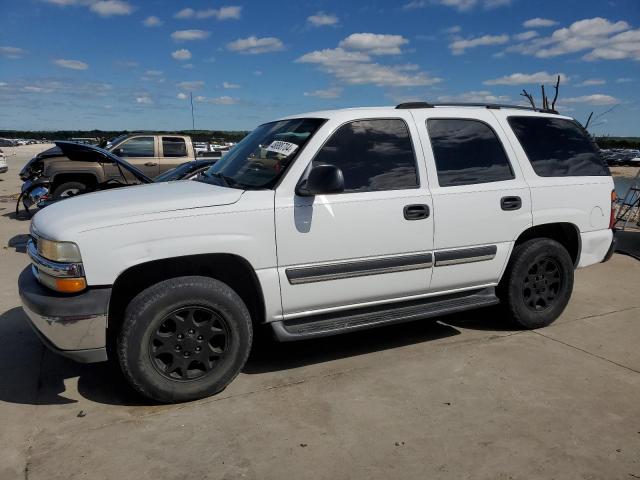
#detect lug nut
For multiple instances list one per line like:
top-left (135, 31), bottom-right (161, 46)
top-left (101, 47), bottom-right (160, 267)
top-left (195, 346), bottom-right (201, 352)
top-left (177, 334), bottom-right (184, 339)
top-left (197, 335), bottom-right (203, 340)
top-left (175, 345), bottom-right (182, 351)
top-left (188, 329), bottom-right (195, 334)
top-left (184, 351), bottom-right (191, 357)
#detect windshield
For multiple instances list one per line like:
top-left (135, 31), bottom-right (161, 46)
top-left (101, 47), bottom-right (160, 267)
top-left (105, 134), bottom-right (129, 149)
top-left (200, 118), bottom-right (325, 189)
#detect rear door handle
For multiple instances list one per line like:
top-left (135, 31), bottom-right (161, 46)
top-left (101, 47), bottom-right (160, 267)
top-left (144, 162), bottom-right (158, 167)
top-left (501, 196), bottom-right (522, 211)
top-left (404, 204), bottom-right (430, 220)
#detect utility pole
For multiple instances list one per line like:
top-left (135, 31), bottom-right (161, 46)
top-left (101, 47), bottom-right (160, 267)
top-left (190, 92), bottom-right (195, 131)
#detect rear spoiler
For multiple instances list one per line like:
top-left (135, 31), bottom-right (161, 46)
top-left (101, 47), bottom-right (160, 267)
top-left (54, 141), bottom-right (153, 184)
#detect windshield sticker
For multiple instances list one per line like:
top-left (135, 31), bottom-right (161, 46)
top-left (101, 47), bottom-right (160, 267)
top-left (266, 141), bottom-right (299, 157)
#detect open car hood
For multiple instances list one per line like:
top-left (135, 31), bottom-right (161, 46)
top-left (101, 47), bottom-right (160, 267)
top-left (54, 141), bottom-right (153, 184)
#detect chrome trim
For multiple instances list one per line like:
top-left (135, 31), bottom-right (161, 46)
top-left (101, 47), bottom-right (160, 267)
top-left (436, 254), bottom-right (496, 266)
top-left (27, 239), bottom-right (84, 278)
top-left (434, 245), bottom-right (497, 267)
top-left (286, 252), bottom-right (433, 285)
top-left (22, 302), bottom-right (107, 352)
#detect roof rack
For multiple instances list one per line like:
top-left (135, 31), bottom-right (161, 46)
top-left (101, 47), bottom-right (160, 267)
top-left (395, 102), bottom-right (558, 114)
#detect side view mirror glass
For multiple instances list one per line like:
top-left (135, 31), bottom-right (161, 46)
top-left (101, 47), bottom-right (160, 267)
top-left (296, 164), bottom-right (345, 196)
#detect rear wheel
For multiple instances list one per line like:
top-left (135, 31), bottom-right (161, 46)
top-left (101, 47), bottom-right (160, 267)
top-left (117, 276), bottom-right (252, 403)
top-left (52, 181), bottom-right (87, 199)
top-left (499, 238), bottom-right (574, 329)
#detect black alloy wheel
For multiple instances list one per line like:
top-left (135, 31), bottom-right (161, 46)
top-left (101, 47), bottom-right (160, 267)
top-left (149, 306), bottom-right (230, 381)
top-left (522, 257), bottom-right (562, 311)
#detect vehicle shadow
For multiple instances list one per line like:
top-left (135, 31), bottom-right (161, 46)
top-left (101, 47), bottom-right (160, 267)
top-left (0, 306), bottom-right (146, 407)
top-left (2, 210), bottom-right (31, 221)
top-left (7, 234), bottom-right (30, 253)
top-left (0, 305), bottom-right (511, 407)
top-left (438, 305), bottom-right (522, 333)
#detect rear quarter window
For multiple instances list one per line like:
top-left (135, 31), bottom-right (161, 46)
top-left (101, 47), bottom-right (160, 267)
top-left (508, 116), bottom-right (609, 177)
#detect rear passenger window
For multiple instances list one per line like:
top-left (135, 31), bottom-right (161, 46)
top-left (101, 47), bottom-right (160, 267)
top-left (312, 119), bottom-right (418, 192)
top-left (118, 137), bottom-right (154, 157)
top-left (163, 137), bottom-right (187, 157)
top-left (508, 117), bottom-right (608, 177)
top-left (427, 119), bottom-right (514, 187)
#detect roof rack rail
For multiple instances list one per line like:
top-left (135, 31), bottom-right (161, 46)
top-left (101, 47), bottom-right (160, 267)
top-left (395, 101), bottom-right (558, 114)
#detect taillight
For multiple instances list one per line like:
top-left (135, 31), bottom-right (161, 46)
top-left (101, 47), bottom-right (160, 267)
top-left (609, 190), bottom-right (617, 229)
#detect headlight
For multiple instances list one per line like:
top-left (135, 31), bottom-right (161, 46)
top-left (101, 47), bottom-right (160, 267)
top-left (37, 238), bottom-right (82, 263)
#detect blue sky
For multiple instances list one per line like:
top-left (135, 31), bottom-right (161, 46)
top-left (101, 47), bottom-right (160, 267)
top-left (1, 0), bottom-right (638, 135)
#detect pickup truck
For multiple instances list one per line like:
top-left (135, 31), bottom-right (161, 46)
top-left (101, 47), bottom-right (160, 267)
top-left (18, 103), bottom-right (616, 403)
top-left (19, 134), bottom-right (201, 198)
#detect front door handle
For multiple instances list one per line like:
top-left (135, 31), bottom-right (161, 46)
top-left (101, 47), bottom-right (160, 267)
top-left (404, 204), bottom-right (430, 220)
top-left (145, 162), bottom-right (158, 167)
top-left (501, 196), bottom-right (522, 211)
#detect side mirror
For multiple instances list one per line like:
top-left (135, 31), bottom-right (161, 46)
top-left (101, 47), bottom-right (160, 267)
top-left (112, 147), bottom-right (123, 157)
top-left (297, 164), bottom-right (345, 196)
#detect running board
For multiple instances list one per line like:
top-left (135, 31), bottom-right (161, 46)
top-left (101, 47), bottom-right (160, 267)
top-left (271, 287), bottom-right (499, 341)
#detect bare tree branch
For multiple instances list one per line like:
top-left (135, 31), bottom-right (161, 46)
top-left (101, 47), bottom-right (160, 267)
top-left (584, 112), bottom-right (594, 130)
top-left (551, 75), bottom-right (560, 111)
top-left (593, 104), bottom-right (619, 121)
top-left (520, 89), bottom-right (536, 109)
top-left (541, 85), bottom-right (548, 110)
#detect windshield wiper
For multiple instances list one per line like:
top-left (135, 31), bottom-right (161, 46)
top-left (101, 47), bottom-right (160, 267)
top-left (206, 172), bottom-right (241, 189)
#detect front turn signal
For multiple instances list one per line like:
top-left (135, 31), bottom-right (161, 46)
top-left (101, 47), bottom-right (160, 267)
top-left (54, 277), bottom-right (87, 293)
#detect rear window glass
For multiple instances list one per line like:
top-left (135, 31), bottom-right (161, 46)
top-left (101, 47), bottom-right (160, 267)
top-left (427, 119), bottom-right (514, 187)
top-left (162, 137), bottom-right (187, 157)
top-left (508, 117), bottom-right (608, 177)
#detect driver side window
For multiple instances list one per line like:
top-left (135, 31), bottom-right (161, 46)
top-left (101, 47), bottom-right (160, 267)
top-left (119, 137), bottom-right (155, 157)
top-left (312, 119), bottom-right (418, 193)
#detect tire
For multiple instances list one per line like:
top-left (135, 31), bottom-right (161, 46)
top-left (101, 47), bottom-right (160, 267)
top-left (52, 181), bottom-right (87, 199)
top-left (498, 238), bottom-right (574, 329)
top-left (117, 276), bottom-right (253, 403)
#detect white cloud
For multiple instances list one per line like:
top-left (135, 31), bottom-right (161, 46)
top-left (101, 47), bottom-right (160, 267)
top-left (171, 30), bottom-right (210, 41)
top-left (616, 77), bottom-right (634, 83)
top-left (53, 58), bottom-right (89, 70)
top-left (304, 87), bottom-right (343, 99)
top-left (450, 34), bottom-right (509, 54)
top-left (484, 71), bottom-right (567, 85)
top-left (253, 70), bottom-right (263, 76)
top-left (437, 90), bottom-right (510, 103)
top-left (226, 36), bottom-right (284, 54)
top-left (172, 49), bottom-right (192, 61)
top-left (0, 46), bottom-right (26, 59)
top-left (175, 6), bottom-right (241, 20)
top-left (136, 96), bottom-right (153, 104)
top-left (577, 79), bottom-right (606, 86)
top-left (177, 80), bottom-right (205, 90)
top-left (523, 18), bottom-right (558, 28)
top-left (195, 95), bottom-right (238, 105)
top-left (177, 92), bottom-right (188, 100)
top-left (339, 33), bottom-right (409, 55)
top-left (402, 0), bottom-right (511, 11)
top-left (508, 17), bottom-right (640, 61)
top-left (514, 31), bottom-right (538, 41)
top-left (142, 15), bottom-right (162, 27)
top-left (222, 81), bottom-right (240, 89)
top-left (563, 94), bottom-right (618, 105)
top-left (297, 47), bottom-right (441, 87)
top-left (89, 0), bottom-right (132, 16)
top-left (307, 12), bottom-right (339, 27)
top-left (444, 25), bottom-right (461, 34)
top-left (182, 63), bottom-right (194, 69)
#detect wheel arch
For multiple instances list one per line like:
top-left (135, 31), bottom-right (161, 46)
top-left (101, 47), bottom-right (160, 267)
top-left (513, 222), bottom-right (581, 266)
top-left (107, 253), bottom-right (267, 345)
top-left (51, 171), bottom-right (100, 189)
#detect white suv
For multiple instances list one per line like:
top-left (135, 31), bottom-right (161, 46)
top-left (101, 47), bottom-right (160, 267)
top-left (19, 103), bottom-right (616, 402)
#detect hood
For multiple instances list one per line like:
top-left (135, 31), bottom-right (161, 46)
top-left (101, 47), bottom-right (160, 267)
top-left (32, 180), bottom-right (244, 239)
top-left (54, 141), bottom-right (152, 184)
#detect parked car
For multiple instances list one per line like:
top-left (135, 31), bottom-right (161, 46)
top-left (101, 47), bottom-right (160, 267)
top-left (0, 149), bottom-right (8, 174)
top-left (17, 143), bottom-right (216, 216)
top-left (19, 103), bottom-right (616, 403)
top-left (19, 134), bottom-right (215, 199)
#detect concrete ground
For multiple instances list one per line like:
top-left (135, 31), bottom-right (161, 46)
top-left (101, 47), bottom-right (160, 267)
top-left (1, 145), bottom-right (639, 480)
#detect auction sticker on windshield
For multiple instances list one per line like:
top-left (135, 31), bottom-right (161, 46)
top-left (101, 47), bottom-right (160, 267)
top-left (266, 141), bottom-right (298, 156)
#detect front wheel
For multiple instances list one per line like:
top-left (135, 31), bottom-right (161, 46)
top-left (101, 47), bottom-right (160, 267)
top-left (499, 238), bottom-right (574, 329)
top-left (117, 276), bottom-right (253, 403)
top-left (52, 181), bottom-right (87, 199)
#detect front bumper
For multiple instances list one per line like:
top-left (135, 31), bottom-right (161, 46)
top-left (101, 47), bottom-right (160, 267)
top-left (0, 164), bottom-right (7, 174)
top-left (18, 266), bottom-right (110, 363)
